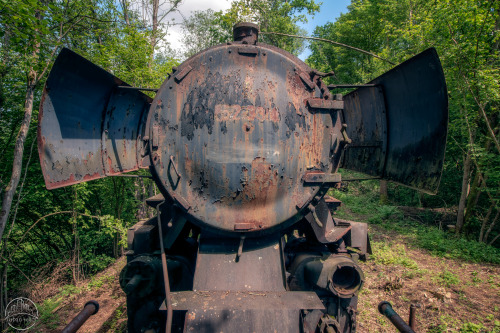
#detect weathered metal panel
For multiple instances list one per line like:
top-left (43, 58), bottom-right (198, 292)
top-left (103, 88), bottom-right (150, 175)
top-left (149, 43), bottom-right (341, 234)
top-left (165, 291), bottom-right (325, 310)
top-left (193, 235), bottom-right (285, 291)
top-left (342, 86), bottom-right (387, 176)
top-left (38, 48), bottom-right (151, 189)
top-left (183, 309), bottom-right (301, 333)
top-left (343, 48), bottom-right (448, 194)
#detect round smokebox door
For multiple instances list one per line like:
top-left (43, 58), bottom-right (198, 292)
top-left (149, 43), bottom-right (336, 234)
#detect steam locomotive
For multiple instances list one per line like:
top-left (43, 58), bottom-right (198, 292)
top-left (38, 23), bottom-right (447, 332)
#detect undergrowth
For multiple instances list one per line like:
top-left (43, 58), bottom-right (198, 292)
top-left (330, 177), bottom-right (500, 264)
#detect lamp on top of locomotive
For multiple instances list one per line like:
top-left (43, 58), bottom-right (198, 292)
top-left (37, 22), bottom-right (448, 333)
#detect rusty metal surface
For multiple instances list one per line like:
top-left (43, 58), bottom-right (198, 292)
top-left (342, 85), bottom-right (387, 176)
top-left (163, 291), bottom-right (324, 310)
top-left (183, 309), bottom-right (301, 333)
top-left (306, 98), bottom-right (344, 110)
top-left (193, 235), bottom-right (286, 291)
top-left (177, 232), bottom-right (325, 332)
top-left (343, 48), bottom-right (448, 194)
top-left (409, 304), bottom-right (417, 330)
top-left (233, 22), bottom-right (259, 44)
top-left (305, 198), bottom-right (351, 243)
top-left (61, 301), bottom-right (99, 333)
top-left (344, 220), bottom-right (371, 255)
top-left (38, 48), bottom-right (151, 189)
top-left (378, 301), bottom-right (416, 333)
top-left (149, 42), bottom-right (340, 234)
top-left (303, 172), bottom-right (341, 185)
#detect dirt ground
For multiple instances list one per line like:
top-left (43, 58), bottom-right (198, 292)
top-left (33, 226), bottom-right (499, 333)
top-left (357, 225), bottom-right (500, 332)
top-left (35, 257), bottom-right (128, 333)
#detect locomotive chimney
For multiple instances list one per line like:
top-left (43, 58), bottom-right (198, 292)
top-left (233, 22), bottom-right (259, 44)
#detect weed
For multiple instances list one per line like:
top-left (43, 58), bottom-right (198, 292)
top-left (460, 322), bottom-right (486, 332)
top-left (369, 205), bottom-right (403, 224)
top-left (428, 324), bottom-right (446, 333)
top-left (331, 184), bottom-right (500, 264)
top-left (403, 268), bottom-right (428, 279)
top-left (488, 275), bottom-right (500, 289)
top-left (371, 242), bottom-right (418, 269)
top-left (433, 269), bottom-right (460, 287)
top-left (400, 294), bottom-right (410, 302)
top-left (37, 298), bottom-right (61, 330)
top-left (58, 284), bottom-right (82, 297)
top-left (87, 276), bottom-right (105, 290)
top-left (471, 276), bottom-right (482, 284)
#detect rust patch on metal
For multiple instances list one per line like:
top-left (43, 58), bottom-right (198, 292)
top-left (215, 104), bottom-right (280, 123)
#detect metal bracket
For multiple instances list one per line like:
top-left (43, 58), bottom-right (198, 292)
top-left (306, 98), bottom-right (344, 111)
top-left (174, 65), bottom-right (192, 82)
top-left (302, 172), bottom-right (341, 186)
top-left (237, 46), bottom-right (258, 55)
top-left (340, 123), bottom-right (352, 144)
top-left (298, 71), bottom-right (316, 90)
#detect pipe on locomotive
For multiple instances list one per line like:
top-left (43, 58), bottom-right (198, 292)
top-left (378, 301), bottom-right (416, 333)
top-left (304, 256), bottom-right (364, 298)
top-left (289, 253), bottom-right (364, 298)
top-left (61, 301), bottom-right (99, 333)
top-left (156, 201), bottom-right (173, 333)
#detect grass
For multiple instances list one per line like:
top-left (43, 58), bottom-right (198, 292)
top-left (371, 241), bottom-right (418, 269)
top-left (427, 315), bottom-right (500, 333)
top-left (432, 268), bottom-right (460, 287)
top-left (330, 180), bottom-right (500, 265)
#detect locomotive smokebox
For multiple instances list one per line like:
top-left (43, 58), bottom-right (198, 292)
top-left (38, 22), bottom-right (448, 333)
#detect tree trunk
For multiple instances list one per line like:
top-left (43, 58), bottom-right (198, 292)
top-left (464, 172), bottom-right (486, 229)
top-left (0, 5), bottom-right (42, 242)
top-left (150, 0), bottom-right (159, 68)
top-left (484, 210), bottom-right (499, 244)
top-left (120, 0), bottom-right (130, 26)
top-left (489, 233), bottom-right (500, 246)
top-left (0, 83), bottom-right (35, 241)
top-left (479, 203), bottom-right (494, 242)
top-left (455, 149), bottom-right (472, 235)
top-left (379, 180), bottom-right (388, 204)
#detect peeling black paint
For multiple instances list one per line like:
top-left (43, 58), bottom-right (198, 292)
top-left (284, 102), bottom-right (306, 137)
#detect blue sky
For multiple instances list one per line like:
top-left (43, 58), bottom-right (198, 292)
top-left (297, 0), bottom-right (351, 60)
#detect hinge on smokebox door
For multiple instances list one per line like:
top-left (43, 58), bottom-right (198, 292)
top-left (306, 97), bottom-right (344, 111)
top-left (302, 172), bottom-right (341, 187)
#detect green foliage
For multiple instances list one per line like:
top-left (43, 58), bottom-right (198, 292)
top-left (427, 315), bottom-right (498, 333)
top-left (416, 227), bottom-right (500, 264)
